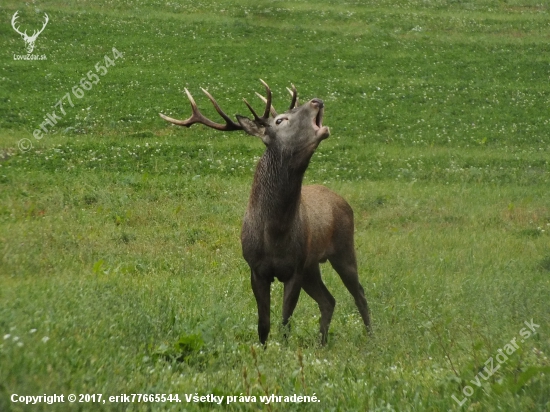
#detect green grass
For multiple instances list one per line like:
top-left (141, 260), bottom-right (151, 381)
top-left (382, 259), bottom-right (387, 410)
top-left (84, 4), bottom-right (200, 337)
top-left (1, 0), bottom-right (549, 410)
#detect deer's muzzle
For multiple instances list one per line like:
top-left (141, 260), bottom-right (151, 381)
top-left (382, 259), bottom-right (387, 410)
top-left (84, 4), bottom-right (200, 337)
top-left (311, 98), bottom-right (324, 109)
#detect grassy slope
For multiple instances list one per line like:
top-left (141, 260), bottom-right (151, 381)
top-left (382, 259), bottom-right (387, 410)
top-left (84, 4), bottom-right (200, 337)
top-left (0, 0), bottom-right (549, 410)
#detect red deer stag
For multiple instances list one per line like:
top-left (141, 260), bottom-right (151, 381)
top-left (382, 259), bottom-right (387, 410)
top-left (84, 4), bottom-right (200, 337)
top-left (160, 80), bottom-right (371, 345)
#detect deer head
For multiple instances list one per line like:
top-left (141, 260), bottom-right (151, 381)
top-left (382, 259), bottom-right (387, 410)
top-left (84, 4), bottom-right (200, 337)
top-left (11, 11), bottom-right (49, 54)
top-left (159, 80), bottom-right (329, 162)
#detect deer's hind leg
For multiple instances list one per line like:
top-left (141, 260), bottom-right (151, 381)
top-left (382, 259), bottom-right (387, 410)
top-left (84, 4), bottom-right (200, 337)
top-left (328, 251), bottom-right (371, 333)
top-left (302, 263), bottom-right (336, 345)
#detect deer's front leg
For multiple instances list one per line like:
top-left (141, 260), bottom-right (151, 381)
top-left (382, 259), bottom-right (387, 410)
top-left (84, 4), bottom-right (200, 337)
top-left (282, 273), bottom-right (303, 337)
top-left (251, 270), bottom-right (271, 345)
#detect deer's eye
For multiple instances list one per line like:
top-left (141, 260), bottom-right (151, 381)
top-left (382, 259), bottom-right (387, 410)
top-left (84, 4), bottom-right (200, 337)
top-left (275, 118), bottom-right (287, 125)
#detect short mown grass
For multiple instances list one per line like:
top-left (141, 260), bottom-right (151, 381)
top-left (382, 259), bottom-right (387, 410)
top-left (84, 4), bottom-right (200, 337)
top-left (1, 0), bottom-right (549, 411)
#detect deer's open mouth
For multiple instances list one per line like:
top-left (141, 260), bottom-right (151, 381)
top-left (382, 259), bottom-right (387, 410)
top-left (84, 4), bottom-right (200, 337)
top-left (315, 107), bottom-right (323, 129)
top-left (311, 100), bottom-right (330, 140)
top-left (311, 99), bottom-right (324, 130)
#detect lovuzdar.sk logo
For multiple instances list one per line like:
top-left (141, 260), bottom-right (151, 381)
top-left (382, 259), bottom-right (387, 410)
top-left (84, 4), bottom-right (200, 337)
top-left (11, 10), bottom-right (49, 60)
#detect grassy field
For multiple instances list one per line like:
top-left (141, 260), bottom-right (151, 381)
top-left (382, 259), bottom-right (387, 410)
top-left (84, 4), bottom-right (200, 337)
top-left (1, 0), bottom-right (549, 410)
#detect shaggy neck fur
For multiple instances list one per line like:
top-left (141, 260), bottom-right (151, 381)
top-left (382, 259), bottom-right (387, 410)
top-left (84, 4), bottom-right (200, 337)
top-left (248, 144), bottom-right (313, 231)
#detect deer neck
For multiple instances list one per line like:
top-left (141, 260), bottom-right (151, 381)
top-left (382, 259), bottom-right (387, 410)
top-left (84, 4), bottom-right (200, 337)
top-left (248, 145), bottom-right (312, 230)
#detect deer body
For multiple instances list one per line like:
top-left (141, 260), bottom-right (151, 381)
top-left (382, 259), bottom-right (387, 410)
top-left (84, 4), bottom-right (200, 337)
top-left (160, 81), bottom-right (371, 344)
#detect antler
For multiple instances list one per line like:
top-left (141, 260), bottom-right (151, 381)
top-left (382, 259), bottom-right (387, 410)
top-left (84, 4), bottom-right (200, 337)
top-left (255, 92), bottom-right (277, 117)
top-left (242, 79), bottom-right (273, 122)
top-left (11, 11), bottom-right (26, 37)
top-left (258, 82), bottom-right (299, 114)
top-left (32, 13), bottom-right (49, 39)
top-left (11, 12), bottom-right (49, 39)
top-left (159, 79), bottom-right (275, 130)
top-left (159, 88), bottom-right (242, 131)
top-left (287, 84), bottom-right (299, 109)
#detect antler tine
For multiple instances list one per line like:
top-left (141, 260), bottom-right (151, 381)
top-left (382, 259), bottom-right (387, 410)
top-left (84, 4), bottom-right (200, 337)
top-left (286, 84), bottom-right (298, 109)
top-left (243, 79), bottom-right (275, 121)
top-left (242, 98), bottom-right (261, 121)
top-left (259, 79), bottom-right (272, 119)
top-left (37, 13), bottom-right (49, 35)
top-left (11, 11), bottom-right (26, 36)
top-left (255, 92), bottom-right (278, 117)
top-left (158, 88), bottom-right (200, 127)
top-left (201, 88), bottom-right (242, 129)
top-left (159, 88), bottom-right (242, 131)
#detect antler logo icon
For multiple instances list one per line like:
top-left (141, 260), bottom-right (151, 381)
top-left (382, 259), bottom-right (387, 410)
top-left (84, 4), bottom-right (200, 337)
top-left (11, 11), bottom-right (49, 54)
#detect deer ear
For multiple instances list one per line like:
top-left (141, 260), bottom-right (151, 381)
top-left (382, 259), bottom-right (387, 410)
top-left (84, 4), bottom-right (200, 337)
top-left (236, 115), bottom-right (270, 144)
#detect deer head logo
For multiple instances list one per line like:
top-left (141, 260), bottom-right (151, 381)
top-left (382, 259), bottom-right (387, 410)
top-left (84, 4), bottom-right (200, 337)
top-left (11, 11), bottom-right (49, 54)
